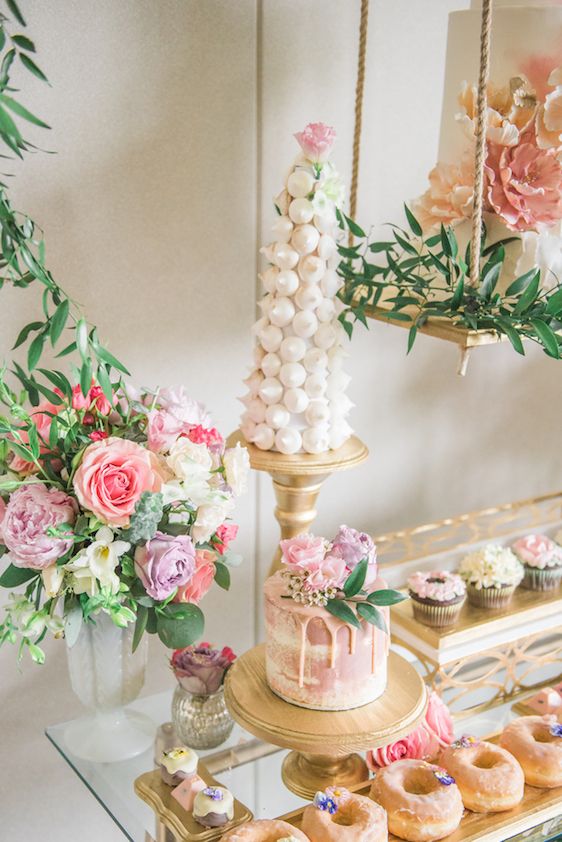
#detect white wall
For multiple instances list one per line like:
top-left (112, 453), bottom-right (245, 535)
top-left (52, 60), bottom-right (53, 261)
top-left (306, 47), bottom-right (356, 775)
top-left (1, 1), bottom-right (561, 839)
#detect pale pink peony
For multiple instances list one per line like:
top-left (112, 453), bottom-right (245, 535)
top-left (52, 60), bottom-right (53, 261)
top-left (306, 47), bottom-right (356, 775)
top-left (280, 534), bottom-right (327, 573)
top-left (414, 154), bottom-right (474, 232)
top-left (307, 553), bottom-right (348, 591)
top-left (485, 127), bottom-right (562, 231)
top-left (2, 483), bottom-right (77, 569)
top-left (10, 397), bottom-right (62, 475)
top-left (294, 122), bottom-right (336, 163)
top-left (73, 437), bottom-right (165, 527)
top-left (367, 692), bottom-right (454, 769)
top-left (175, 549), bottom-right (216, 604)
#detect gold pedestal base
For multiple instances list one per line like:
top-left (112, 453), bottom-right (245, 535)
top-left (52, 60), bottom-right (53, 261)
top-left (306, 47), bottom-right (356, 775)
top-left (281, 751), bottom-right (368, 800)
top-left (226, 431), bottom-right (369, 575)
top-left (224, 645), bottom-right (427, 798)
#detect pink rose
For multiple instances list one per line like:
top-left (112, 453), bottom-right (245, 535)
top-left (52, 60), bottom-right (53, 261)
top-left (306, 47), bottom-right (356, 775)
top-left (72, 382), bottom-right (112, 416)
top-left (146, 408), bottom-right (185, 453)
top-left (10, 397), bottom-right (62, 475)
top-left (2, 483), bottom-right (77, 569)
top-left (73, 437), bottom-right (165, 527)
top-left (214, 523), bottom-right (238, 554)
top-left (175, 549), bottom-right (216, 605)
top-left (485, 127), bottom-right (562, 231)
top-left (146, 388), bottom-right (212, 453)
top-left (280, 534), bottom-right (327, 573)
top-left (367, 692), bottom-right (454, 770)
top-left (294, 122), bottom-right (336, 163)
top-left (135, 531), bottom-right (196, 600)
top-left (307, 554), bottom-right (348, 591)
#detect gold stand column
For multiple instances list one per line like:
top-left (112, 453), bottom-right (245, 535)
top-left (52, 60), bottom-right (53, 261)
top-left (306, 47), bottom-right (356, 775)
top-left (227, 431), bottom-right (369, 576)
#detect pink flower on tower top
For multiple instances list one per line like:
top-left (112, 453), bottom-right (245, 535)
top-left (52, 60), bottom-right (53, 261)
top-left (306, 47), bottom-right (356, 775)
top-left (294, 123), bottom-right (336, 163)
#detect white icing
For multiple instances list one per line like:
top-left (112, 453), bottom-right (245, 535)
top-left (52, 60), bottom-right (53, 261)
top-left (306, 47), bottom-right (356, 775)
top-left (160, 747), bottom-right (198, 776)
top-left (193, 787), bottom-right (234, 820)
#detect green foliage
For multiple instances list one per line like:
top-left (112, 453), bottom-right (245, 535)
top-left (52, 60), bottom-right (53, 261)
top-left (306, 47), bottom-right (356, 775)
top-left (337, 208), bottom-right (562, 360)
top-left (0, 563), bottom-right (38, 588)
top-left (121, 492), bottom-right (164, 545)
top-left (156, 603), bottom-right (204, 649)
top-left (342, 558), bottom-right (368, 598)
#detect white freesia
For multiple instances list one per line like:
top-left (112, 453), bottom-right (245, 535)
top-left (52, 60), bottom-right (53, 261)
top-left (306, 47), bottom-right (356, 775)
top-left (191, 498), bottom-right (235, 545)
top-left (66, 526), bottom-right (130, 596)
top-left (459, 544), bottom-right (524, 590)
top-left (42, 565), bottom-right (64, 598)
top-left (223, 443), bottom-right (250, 496)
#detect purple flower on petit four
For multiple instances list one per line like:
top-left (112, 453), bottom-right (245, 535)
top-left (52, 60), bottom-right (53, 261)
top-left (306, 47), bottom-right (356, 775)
top-left (202, 787), bottom-right (223, 801)
top-left (550, 723), bottom-right (562, 738)
top-left (313, 791), bottom-right (338, 813)
top-left (434, 770), bottom-right (455, 786)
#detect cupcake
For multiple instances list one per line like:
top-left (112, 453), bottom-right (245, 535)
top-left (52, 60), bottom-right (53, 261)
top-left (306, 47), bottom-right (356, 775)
top-left (512, 534), bottom-right (562, 591)
top-left (458, 544), bottom-right (524, 609)
top-left (407, 570), bottom-right (466, 627)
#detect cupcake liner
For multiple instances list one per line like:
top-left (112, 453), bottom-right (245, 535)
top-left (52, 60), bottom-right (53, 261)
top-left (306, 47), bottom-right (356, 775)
top-left (466, 583), bottom-right (515, 609)
top-left (521, 565), bottom-right (562, 592)
top-left (411, 598), bottom-right (465, 628)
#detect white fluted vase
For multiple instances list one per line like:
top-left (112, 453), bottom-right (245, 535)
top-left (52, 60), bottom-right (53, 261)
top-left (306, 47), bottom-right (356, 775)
top-left (64, 611), bottom-right (155, 762)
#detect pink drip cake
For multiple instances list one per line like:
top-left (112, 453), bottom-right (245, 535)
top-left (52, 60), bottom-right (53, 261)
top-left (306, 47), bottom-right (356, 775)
top-left (264, 526), bottom-right (398, 711)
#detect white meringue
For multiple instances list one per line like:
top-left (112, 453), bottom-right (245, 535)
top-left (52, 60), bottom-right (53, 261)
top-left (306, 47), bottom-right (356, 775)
top-left (314, 210), bottom-right (337, 235)
top-left (287, 169), bottom-right (314, 198)
top-left (251, 316), bottom-right (267, 336)
top-left (245, 397), bottom-right (267, 423)
top-left (302, 426), bottom-right (330, 454)
top-left (275, 269), bottom-right (299, 296)
top-left (320, 269), bottom-right (342, 297)
top-left (258, 377), bottom-right (283, 405)
top-left (275, 427), bottom-right (302, 455)
top-left (271, 215), bottom-right (293, 244)
top-left (253, 423), bottom-right (275, 450)
top-left (291, 224), bottom-right (320, 256)
top-left (240, 416), bottom-right (257, 442)
top-left (283, 388), bottom-right (309, 414)
top-left (279, 336), bottom-right (306, 362)
top-left (329, 420), bottom-right (353, 450)
top-left (273, 243), bottom-right (299, 270)
top-left (259, 324), bottom-right (283, 352)
top-left (260, 266), bottom-right (279, 293)
top-left (314, 323), bottom-right (337, 350)
top-left (303, 347), bottom-right (328, 373)
top-left (275, 190), bottom-right (290, 216)
top-left (304, 373), bottom-right (328, 399)
top-left (289, 197), bottom-right (314, 225)
top-left (279, 362), bottom-right (306, 388)
top-left (305, 400), bottom-right (330, 426)
top-left (269, 296), bottom-right (296, 327)
top-left (316, 297), bottom-right (336, 323)
top-left (317, 234), bottom-right (338, 260)
top-left (253, 345), bottom-right (266, 366)
top-left (243, 370), bottom-right (264, 394)
top-left (292, 310), bottom-right (318, 339)
top-left (298, 255), bottom-right (325, 284)
top-left (295, 284), bottom-right (323, 311)
top-left (261, 352), bottom-right (281, 378)
top-left (265, 404), bottom-right (290, 430)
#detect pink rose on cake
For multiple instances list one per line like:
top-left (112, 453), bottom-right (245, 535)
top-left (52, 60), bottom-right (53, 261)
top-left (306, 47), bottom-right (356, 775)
top-left (2, 483), bottom-right (77, 569)
top-left (294, 122), bottom-right (336, 163)
top-left (73, 437), bottom-right (166, 527)
top-left (280, 534), bottom-right (328, 573)
top-left (307, 553), bottom-right (348, 591)
top-left (135, 531), bottom-right (196, 600)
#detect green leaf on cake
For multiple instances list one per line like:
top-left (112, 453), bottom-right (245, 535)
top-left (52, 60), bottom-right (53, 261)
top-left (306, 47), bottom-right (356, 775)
top-left (366, 588), bottom-right (407, 606)
top-left (357, 602), bottom-right (388, 633)
top-left (325, 598), bottom-right (360, 629)
top-left (343, 558), bottom-right (368, 598)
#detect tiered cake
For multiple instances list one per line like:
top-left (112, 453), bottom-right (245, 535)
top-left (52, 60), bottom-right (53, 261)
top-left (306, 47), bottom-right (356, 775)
top-left (264, 527), bottom-right (392, 711)
top-left (415, 0), bottom-right (562, 288)
top-left (240, 123), bottom-right (353, 455)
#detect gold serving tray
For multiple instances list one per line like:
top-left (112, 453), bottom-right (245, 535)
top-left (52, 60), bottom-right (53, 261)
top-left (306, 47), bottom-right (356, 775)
top-left (391, 586), bottom-right (562, 655)
top-left (134, 762), bottom-right (252, 842)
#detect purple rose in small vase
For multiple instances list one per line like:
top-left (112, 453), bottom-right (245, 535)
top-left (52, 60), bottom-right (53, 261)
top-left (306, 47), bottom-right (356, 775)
top-left (171, 642), bottom-right (236, 696)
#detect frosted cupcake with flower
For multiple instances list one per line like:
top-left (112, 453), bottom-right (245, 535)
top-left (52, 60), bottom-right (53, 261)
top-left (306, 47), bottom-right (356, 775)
top-left (240, 122), bottom-right (353, 455)
top-left (458, 544), bottom-right (524, 609)
top-left (512, 533), bottom-right (562, 591)
top-left (0, 379), bottom-right (249, 663)
top-left (408, 570), bottom-right (466, 628)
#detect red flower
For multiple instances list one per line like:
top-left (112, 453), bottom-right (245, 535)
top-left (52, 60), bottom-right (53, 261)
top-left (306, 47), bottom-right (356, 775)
top-left (89, 430), bottom-right (109, 441)
top-left (185, 424), bottom-right (224, 449)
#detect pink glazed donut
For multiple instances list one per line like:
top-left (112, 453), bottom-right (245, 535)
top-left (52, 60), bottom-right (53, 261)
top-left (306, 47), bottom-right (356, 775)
top-left (301, 788), bottom-right (387, 842)
top-left (220, 819), bottom-right (310, 841)
top-left (370, 759), bottom-right (463, 842)
top-left (439, 736), bottom-right (524, 812)
top-left (500, 715), bottom-right (562, 788)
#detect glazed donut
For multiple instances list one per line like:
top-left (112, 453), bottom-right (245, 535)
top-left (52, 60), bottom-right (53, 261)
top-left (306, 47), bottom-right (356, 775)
top-left (302, 787), bottom-right (387, 842)
top-left (499, 715), bottom-right (562, 788)
top-left (221, 819), bottom-right (309, 841)
top-left (439, 736), bottom-right (524, 812)
top-left (370, 759), bottom-right (463, 842)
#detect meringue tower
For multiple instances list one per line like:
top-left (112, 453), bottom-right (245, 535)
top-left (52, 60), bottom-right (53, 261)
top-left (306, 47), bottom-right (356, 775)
top-left (240, 123), bottom-right (353, 455)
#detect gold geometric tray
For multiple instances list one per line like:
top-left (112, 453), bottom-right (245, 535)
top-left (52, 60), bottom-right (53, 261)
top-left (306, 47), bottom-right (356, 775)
top-left (391, 585), bottom-right (562, 660)
top-left (134, 761), bottom-right (253, 842)
top-left (280, 737), bottom-right (562, 842)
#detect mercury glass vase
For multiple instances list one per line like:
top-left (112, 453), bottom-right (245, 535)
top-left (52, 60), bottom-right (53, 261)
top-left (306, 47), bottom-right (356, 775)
top-left (172, 684), bottom-right (234, 749)
top-left (65, 611), bottom-right (155, 763)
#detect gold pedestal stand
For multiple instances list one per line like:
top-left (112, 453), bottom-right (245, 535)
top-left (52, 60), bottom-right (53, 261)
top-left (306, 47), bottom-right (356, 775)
top-left (224, 644), bottom-right (427, 799)
top-left (227, 431), bottom-right (369, 576)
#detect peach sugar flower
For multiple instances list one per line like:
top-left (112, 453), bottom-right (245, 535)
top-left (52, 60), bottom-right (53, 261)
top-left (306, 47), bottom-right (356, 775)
top-left (414, 153), bottom-right (474, 231)
top-left (457, 77), bottom-right (537, 148)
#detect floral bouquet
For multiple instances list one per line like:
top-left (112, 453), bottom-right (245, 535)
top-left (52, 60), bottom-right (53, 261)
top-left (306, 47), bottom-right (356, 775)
top-left (171, 642), bottom-right (236, 696)
top-left (0, 378), bottom-right (249, 663)
top-left (279, 525), bottom-right (406, 629)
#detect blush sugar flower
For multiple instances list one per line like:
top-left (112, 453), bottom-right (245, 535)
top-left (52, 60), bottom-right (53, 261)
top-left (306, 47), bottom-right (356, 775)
top-left (294, 122), bottom-right (336, 163)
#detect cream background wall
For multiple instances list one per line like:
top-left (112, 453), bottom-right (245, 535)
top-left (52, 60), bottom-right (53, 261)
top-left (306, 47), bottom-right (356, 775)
top-left (1, 1), bottom-right (560, 839)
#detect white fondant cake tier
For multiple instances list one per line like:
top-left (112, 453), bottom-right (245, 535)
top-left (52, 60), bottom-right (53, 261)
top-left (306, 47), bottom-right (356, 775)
top-left (240, 125), bottom-right (353, 454)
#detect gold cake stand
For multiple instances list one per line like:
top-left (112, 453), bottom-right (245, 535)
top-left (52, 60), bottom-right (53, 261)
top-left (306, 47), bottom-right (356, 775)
top-left (224, 644), bottom-right (427, 799)
top-left (226, 431), bottom-right (369, 576)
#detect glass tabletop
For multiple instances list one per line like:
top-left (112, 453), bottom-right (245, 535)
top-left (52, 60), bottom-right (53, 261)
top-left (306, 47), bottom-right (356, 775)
top-left (46, 691), bottom-right (562, 842)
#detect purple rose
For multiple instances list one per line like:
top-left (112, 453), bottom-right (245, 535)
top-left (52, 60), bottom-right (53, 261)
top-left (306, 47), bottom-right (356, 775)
top-left (171, 643), bottom-right (236, 695)
top-left (332, 525), bottom-right (376, 567)
top-left (134, 531), bottom-right (196, 600)
top-left (2, 483), bottom-right (77, 569)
